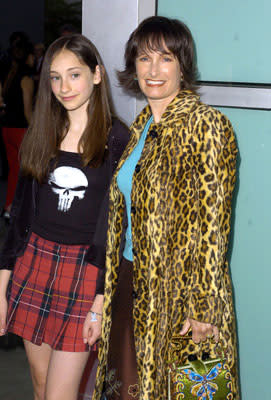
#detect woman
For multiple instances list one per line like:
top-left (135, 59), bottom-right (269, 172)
top-left (0, 34), bottom-right (129, 400)
top-left (0, 33), bottom-right (34, 220)
top-left (90, 16), bottom-right (239, 400)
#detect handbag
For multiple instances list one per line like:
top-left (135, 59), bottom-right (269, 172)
top-left (168, 335), bottom-right (233, 400)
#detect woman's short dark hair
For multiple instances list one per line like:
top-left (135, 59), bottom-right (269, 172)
top-left (118, 16), bottom-right (198, 95)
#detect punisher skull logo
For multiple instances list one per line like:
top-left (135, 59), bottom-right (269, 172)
top-left (49, 166), bottom-right (88, 212)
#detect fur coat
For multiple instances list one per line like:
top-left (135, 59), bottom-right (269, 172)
top-left (93, 90), bottom-right (239, 400)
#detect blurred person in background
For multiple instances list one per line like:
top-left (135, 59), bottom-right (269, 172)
top-left (0, 82), bottom-right (8, 180)
top-left (0, 31), bottom-right (34, 222)
top-left (33, 42), bottom-right (45, 89)
top-left (59, 23), bottom-right (80, 37)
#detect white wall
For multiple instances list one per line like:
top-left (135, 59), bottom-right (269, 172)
top-left (82, 0), bottom-right (156, 126)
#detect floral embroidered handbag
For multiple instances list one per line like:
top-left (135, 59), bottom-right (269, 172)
top-left (168, 336), bottom-right (234, 400)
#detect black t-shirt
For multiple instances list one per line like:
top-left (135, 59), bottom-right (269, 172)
top-left (32, 150), bottom-right (110, 244)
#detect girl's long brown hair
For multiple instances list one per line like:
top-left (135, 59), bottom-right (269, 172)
top-left (20, 34), bottom-right (113, 182)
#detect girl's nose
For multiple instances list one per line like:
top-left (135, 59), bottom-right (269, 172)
top-left (60, 79), bottom-right (71, 93)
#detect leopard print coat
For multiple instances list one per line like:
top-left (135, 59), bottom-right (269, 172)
top-left (93, 90), bottom-right (239, 400)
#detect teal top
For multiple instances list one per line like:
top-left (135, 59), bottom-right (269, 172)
top-left (116, 116), bottom-right (153, 261)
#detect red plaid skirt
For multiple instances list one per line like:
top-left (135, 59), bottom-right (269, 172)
top-left (7, 232), bottom-right (99, 352)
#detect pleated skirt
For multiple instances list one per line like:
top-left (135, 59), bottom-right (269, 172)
top-left (7, 232), bottom-right (99, 352)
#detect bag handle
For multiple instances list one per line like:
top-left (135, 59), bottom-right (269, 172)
top-left (168, 334), bottom-right (225, 366)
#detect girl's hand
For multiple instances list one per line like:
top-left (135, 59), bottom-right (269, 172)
top-left (82, 311), bottom-right (102, 346)
top-left (180, 318), bottom-right (219, 344)
top-left (82, 294), bottom-right (104, 346)
top-left (0, 296), bottom-right (8, 336)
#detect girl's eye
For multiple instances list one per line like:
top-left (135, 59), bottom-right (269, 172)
top-left (71, 73), bottom-right (80, 78)
top-left (50, 76), bottom-right (59, 81)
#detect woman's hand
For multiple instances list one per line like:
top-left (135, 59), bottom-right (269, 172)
top-left (180, 318), bottom-right (219, 344)
top-left (82, 294), bottom-right (104, 346)
top-left (0, 296), bottom-right (8, 336)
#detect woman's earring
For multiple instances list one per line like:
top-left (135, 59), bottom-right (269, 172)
top-left (134, 75), bottom-right (138, 81)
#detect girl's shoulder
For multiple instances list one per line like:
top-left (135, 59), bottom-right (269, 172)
top-left (108, 117), bottom-right (130, 147)
top-left (110, 117), bottom-right (130, 135)
top-left (107, 118), bottom-right (130, 165)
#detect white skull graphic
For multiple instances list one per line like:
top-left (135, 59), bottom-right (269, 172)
top-left (49, 166), bottom-right (88, 212)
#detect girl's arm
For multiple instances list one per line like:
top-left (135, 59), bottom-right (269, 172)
top-left (0, 269), bottom-right (12, 335)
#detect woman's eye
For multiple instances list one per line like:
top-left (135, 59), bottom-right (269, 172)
top-left (163, 56), bottom-right (173, 62)
top-left (138, 56), bottom-right (149, 62)
top-left (50, 76), bottom-right (59, 81)
top-left (71, 73), bottom-right (80, 79)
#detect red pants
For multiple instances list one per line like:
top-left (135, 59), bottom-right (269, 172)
top-left (2, 127), bottom-right (26, 209)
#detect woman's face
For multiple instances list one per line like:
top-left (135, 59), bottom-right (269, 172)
top-left (50, 49), bottom-right (101, 113)
top-left (135, 45), bottom-right (182, 108)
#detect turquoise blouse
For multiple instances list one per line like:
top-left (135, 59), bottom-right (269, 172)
top-left (116, 116), bottom-right (153, 261)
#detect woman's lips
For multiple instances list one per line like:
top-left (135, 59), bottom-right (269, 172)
top-left (145, 79), bottom-right (165, 87)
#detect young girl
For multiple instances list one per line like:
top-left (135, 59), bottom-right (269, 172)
top-left (0, 34), bottom-right (129, 400)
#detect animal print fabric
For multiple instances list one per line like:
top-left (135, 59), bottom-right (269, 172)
top-left (92, 91), bottom-right (239, 400)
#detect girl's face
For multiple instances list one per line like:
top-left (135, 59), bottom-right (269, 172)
top-left (135, 45), bottom-right (182, 109)
top-left (50, 49), bottom-right (101, 113)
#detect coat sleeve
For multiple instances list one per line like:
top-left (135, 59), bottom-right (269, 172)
top-left (185, 107), bottom-right (237, 327)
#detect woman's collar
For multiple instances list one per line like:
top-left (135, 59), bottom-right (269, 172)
top-left (131, 90), bottom-right (200, 134)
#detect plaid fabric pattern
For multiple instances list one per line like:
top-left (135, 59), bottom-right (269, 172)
top-left (7, 232), bottom-right (99, 352)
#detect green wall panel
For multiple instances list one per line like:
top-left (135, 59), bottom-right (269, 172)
top-left (158, 0), bottom-right (270, 83)
top-left (219, 108), bottom-right (270, 399)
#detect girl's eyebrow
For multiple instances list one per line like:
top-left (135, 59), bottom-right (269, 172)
top-left (67, 67), bottom-right (83, 71)
top-left (50, 66), bottom-right (83, 73)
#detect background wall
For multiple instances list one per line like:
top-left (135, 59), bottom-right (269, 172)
top-left (82, 0), bottom-right (156, 126)
top-left (0, 0), bottom-right (44, 50)
top-left (159, 0), bottom-right (270, 84)
top-left (158, 1), bottom-right (270, 399)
